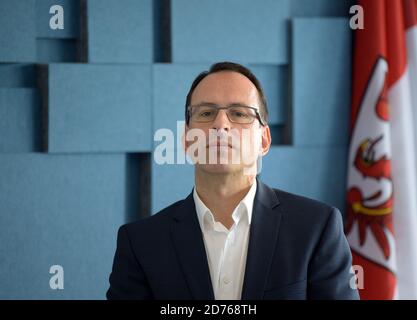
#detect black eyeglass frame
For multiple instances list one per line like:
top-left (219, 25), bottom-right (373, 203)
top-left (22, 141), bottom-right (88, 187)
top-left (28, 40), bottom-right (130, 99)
top-left (186, 104), bottom-right (266, 126)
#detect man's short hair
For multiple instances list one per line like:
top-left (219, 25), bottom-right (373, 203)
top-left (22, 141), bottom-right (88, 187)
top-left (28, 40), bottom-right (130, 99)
top-left (185, 61), bottom-right (269, 125)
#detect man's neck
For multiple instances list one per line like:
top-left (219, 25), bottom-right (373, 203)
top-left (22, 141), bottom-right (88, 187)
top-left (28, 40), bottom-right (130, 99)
top-left (194, 170), bottom-right (256, 229)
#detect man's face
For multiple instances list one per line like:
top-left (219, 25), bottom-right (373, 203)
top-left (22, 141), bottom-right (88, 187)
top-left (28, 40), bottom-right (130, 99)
top-left (184, 71), bottom-right (271, 175)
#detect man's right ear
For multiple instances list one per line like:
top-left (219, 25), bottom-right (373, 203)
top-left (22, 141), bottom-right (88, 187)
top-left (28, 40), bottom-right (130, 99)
top-left (260, 124), bottom-right (271, 157)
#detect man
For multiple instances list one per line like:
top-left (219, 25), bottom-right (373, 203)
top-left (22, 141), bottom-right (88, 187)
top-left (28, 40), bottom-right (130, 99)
top-left (106, 62), bottom-right (359, 300)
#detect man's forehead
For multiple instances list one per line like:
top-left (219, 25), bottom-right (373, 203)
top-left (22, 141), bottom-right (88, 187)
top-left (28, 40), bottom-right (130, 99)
top-left (190, 71), bottom-right (259, 105)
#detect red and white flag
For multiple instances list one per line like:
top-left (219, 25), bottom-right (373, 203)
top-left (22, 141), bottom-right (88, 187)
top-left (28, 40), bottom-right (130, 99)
top-left (345, 0), bottom-right (417, 299)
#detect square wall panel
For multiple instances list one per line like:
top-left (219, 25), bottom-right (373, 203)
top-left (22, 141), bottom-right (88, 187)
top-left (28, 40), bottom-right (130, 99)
top-left (86, 0), bottom-right (153, 63)
top-left (259, 146), bottom-right (348, 212)
top-left (152, 148), bottom-right (194, 214)
top-left (36, 0), bottom-right (80, 38)
top-left (291, 0), bottom-right (354, 17)
top-left (171, 0), bottom-right (290, 64)
top-left (0, 153), bottom-right (129, 299)
top-left (0, 88), bottom-right (40, 152)
top-left (292, 18), bottom-right (352, 147)
top-left (43, 63), bottom-right (152, 153)
top-left (0, 0), bottom-right (36, 62)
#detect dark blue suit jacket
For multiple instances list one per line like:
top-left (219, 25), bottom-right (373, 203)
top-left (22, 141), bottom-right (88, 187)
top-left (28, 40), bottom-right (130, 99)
top-left (106, 179), bottom-right (359, 300)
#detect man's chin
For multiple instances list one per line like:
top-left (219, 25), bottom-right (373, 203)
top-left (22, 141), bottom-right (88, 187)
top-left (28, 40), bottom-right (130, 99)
top-left (197, 163), bottom-right (242, 174)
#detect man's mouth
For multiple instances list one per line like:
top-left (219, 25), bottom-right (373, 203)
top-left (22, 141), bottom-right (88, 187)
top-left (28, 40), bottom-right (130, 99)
top-left (207, 141), bottom-right (233, 148)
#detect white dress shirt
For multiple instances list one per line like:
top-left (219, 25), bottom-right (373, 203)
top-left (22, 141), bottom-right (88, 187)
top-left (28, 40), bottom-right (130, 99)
top-left (193, 180), bottom-right (257, 300)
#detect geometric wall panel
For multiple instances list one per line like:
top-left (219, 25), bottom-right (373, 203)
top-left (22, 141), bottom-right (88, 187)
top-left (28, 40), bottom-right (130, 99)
top-left (36, 39), bottom-right (77, 63)
top-left (0, 88), bottom-right (40, 152)
top-left (0, 0), bottom-right (36, 62)
top-left (0, 153), bottom-right (129, 299)
top-left (152, 148), bottom-right (194, 214)
top-left (36, 0), bottom-right (80, 38)
top-left (259, 146), bottom-right (348, 214)
top-left (292, 18), bottom-right (352, 147)
top-left (0, 64), bottom-right (36, 88)
top-left (171, 0), bottom-right (290, 64)
top-left (85, 0), bottom-right (153, 63)
top-left (35, 0), bottom-right (80, 63)
top-left (41, 63), bottom-right (152, 153)
top-left (291, 0), bottom-right (354, 17)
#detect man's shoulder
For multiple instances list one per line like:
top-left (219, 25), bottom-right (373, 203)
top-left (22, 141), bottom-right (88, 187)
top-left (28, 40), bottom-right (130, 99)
top-left (271, 187), bottom-right (341, 224)
top-left (268, 186), bottom-right (345, 243)
top-left (119, 183), bottom-right (343, 238)
top-left (121, 198), bottom-right (186, 236)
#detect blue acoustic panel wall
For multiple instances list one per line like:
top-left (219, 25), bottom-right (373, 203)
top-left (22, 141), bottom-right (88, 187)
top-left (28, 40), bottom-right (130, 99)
top-left (86, 0), bottom-right (153, 63)
top-left (0, 64), bottom-right (36, 88)
top-left (171, 0), bottom-right (290, 64)
top-left (44, 63), bottom-right (152, 153)
top-left (36, 0), bottom-right (80, 38)
top-left (37, 39), bottom-right (77, 63)
top-left (152, 148), bottom-right (194, 214)
top-left (291, 0), bottom-right (354, 17)
top-left (0, 0), bottom-right (36, 62)
top-left (0, 88), bottom-right (40, 152)
top-left (259, 146), bottom-right (348, 213)
top-left (0, 153), bottom-right (129, 299)
top-left (292, 18), bottom-right (351, 147)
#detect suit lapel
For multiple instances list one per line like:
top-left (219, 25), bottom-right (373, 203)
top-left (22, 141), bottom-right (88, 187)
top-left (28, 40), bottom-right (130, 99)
top-left (170, 192), bottom-right (215, 300)
top-left (241, 179), bottom-right (282, 299)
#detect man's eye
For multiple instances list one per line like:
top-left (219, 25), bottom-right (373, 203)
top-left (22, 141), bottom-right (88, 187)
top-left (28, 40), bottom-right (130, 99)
top-left (200, 111), bottom-right (214, 117)
top-left (231, 111), bottom-right (248, 118)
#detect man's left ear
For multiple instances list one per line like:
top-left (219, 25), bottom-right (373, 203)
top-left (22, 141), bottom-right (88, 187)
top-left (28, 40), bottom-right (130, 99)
top-left (260, 125), bottom-right (271, 156)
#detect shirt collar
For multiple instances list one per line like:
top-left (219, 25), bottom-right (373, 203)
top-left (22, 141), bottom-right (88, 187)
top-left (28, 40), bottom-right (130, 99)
top-left (193, 180), bottom-right (257, 231)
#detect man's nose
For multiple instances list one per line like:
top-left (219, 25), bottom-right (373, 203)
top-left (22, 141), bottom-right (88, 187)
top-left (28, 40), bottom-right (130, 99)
top-left (211, 109), bottom-right (231, 131)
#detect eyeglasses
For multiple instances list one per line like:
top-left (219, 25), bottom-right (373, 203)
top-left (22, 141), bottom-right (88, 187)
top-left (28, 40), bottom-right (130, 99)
top-left (187, 104), bottom-right (266, 126)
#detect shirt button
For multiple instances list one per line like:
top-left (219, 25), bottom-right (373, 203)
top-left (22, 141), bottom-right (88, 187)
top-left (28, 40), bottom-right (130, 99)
top-left (223, 277), bottom-right (230, 284)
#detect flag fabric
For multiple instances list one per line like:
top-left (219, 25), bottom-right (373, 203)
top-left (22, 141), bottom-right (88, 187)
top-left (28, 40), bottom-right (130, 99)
top-left (345, 0), bottom-right (417, 299)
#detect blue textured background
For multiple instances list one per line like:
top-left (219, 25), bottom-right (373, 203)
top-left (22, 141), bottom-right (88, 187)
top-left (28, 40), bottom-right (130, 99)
top-left (0, 0), bottom-right (353, 299)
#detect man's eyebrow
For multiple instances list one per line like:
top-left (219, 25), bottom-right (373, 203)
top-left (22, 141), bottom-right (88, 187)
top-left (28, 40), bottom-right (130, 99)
top-left (191, 102), bottom-right (254, 107)
top-left (191, 102), bottom-right (218, 107)
top-left (228, 102), bottom-right (253, 107)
